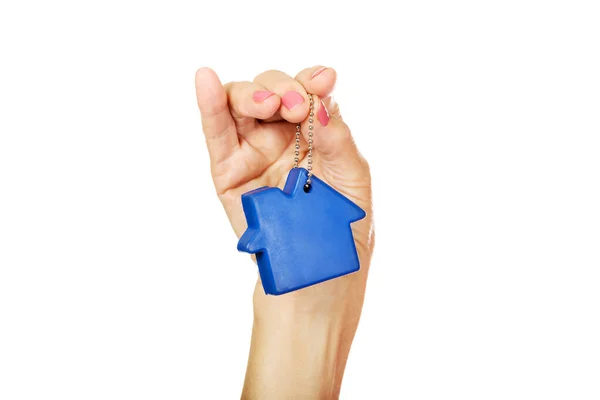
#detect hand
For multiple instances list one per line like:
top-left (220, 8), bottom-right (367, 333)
top-left (195, 66), bottom-right (374, 398)
top-left (194, 66), bottom-right (374, 307)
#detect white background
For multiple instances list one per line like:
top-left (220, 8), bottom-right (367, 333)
top-left (1, 1), bottom-right (599, 399)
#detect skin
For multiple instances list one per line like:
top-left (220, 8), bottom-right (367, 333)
top-left (195, 66), bottom-right (375, 399)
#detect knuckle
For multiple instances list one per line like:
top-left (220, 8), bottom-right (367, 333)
top-left (336, 124), bottom-right (352, 142)
top-left (360, 155), bottom-right (371, 177)
top-left (223, 81), bottom-right (237, 91)
top-left (254, 69), bottom-right (283, 81)
top-left (224, 81), bottom-right (249, 95)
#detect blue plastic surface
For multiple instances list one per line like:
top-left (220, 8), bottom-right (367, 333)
top-left (237, 168), bottom-right (366, 295)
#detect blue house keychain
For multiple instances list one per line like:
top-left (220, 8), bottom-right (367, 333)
top-left (238, 95), bottom-right (366, 295)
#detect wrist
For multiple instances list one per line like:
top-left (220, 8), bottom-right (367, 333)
top-left (242, 270), bottom-right (368, 399)
top-left (243, 303), bottom-right (360, 399)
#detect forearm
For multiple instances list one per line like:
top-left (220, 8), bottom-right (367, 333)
top-left (242, 302), bottom-right (361, 399)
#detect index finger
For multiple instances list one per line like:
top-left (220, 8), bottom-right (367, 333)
top-left (195, 67), bottom-right (239, 165)
top-left (254, 70), bottom-right (310, 123)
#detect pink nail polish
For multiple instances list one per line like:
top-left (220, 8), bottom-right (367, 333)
top-left (282, 91), bottom-right (304, 110)
top-left (253, 90), bottom-right (275, 102)
top-left (311, 67), bottom-right (328, 78)
top-left (317, 100), bottom-right (330, 126)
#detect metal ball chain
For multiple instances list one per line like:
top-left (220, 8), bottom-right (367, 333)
top-left (294, 94), bottom-right (315, 193)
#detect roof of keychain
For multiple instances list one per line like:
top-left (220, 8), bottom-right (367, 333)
top-left (237, 94), bottom-right (366, 295)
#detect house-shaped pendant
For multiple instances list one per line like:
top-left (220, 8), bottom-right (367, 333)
top-left (237, 168), bottom-right (366, 295)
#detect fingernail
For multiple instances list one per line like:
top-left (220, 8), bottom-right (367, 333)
top-left (253, 90), bottom-right (275, 102)
top-left (317, 100), bottom-right (330, 126)
top-left (282, 91), bottom-right (305, 110)
top-left (311, 67), bottom-right (328, 78)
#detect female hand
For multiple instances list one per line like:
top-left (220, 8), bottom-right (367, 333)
top-left (195, 66), bottom-right (374, 398)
